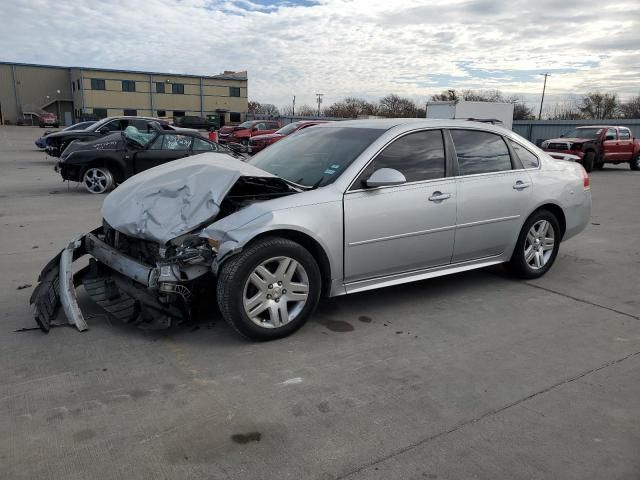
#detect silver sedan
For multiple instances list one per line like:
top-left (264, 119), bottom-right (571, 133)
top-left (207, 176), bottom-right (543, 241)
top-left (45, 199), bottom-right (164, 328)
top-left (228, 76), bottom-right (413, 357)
top-left (31, 119), bottom-right (592, 340)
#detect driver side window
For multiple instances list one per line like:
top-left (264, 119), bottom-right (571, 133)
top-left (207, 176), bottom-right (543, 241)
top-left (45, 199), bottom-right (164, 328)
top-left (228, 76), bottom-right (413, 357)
top-left (606, 128), bottom-right (617, 140)
top-left (353, 130), bottom-right (446, 189)
top-left (103, 120), bottom-right (122, 132)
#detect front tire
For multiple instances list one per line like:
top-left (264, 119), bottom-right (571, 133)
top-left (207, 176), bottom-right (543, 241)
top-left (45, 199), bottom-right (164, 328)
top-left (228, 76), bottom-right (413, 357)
top-left (583, 151), bottom-right (595, 172)
top-left (508, 210), bottom-right (561, 279)
top-left (216, 237), bottom-right (321, 340)
top-left (82, 166), bottom-right (114, 194)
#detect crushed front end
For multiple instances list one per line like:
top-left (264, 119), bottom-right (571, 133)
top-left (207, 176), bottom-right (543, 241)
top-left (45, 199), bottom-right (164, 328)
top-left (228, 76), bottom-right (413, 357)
top-left (30, 223), bottom-right (215, 332)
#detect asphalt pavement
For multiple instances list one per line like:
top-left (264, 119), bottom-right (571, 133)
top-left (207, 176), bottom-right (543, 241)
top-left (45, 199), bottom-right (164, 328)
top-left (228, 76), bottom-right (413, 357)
top-left (1, 125), bottom-right (639, 480)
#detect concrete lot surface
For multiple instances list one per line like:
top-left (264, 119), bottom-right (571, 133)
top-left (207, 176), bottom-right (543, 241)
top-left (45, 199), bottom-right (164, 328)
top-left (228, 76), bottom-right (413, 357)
top-left (1, 125), bottom-right (639, 479)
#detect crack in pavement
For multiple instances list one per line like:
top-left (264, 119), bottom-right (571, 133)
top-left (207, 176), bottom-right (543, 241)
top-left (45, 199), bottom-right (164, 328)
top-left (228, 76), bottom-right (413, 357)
top-left (522, 282), bottom-right (640, 321)
top-left (336, 349), bottom-right (640, 480)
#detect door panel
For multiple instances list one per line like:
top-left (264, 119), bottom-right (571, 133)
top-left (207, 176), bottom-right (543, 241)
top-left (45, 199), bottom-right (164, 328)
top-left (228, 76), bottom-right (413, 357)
top-left (344, 179), bottom-right (457, 282)
top-left (602, 128), bottom-right (619, 161)
top-left (452, 171), bottom-right (532, 262)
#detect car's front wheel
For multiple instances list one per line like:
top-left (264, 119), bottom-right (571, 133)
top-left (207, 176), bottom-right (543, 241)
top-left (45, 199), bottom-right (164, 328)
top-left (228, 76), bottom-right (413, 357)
top-left (82, 166), bottom-right (114, 194)
top-left (508, 210), bottom-right (561, 279)
top-left (582, 151), bottom-right (595, 172)
top-left (216, 237), bottom-right (321, 340)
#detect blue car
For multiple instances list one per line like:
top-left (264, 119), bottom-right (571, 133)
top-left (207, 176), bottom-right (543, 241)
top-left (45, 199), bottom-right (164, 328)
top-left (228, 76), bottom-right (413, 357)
top-left (35, 121), bottom-right (96, 149)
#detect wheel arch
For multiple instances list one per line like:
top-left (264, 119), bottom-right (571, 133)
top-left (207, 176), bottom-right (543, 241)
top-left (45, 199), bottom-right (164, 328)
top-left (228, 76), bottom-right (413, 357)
top-left (224, 229), bottom-right (333, 297)
top-left (527, 203), bottom-right (566, 239)
top-left (81, 157), bottom-right (126, 184)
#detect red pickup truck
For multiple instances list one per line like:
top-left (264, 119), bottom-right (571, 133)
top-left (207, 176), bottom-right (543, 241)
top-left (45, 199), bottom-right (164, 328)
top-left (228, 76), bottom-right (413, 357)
top-left (541, 126), bottom-right (640, 172)
top-left (218, 120), bottom-right (281, 147)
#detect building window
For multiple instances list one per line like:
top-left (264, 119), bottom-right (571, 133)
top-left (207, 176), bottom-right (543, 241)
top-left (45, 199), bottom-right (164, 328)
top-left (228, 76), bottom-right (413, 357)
top-left (72, 82), bottom-right (75, 92)
top-left (122, 80), bottom-right (136, 92)
top-left (156, 82), bottom-right (165, 94)
top-left (124, 109), bottom-right (137, 116)
top-left (93, 108), bottom-right (108, 119)
top-left (173, 111), bottom-right (185, 118)
top-left (91, 79), bottom-right (106, 90)
top-left (230, 112), bottom-right (241, 122)
top-left (77, 79), bottom-right (81, 90)
top-left (229, 87), bottom-right (241, 97)
top-left (172, 83), bottom-right (184, 94)
top-left (157, 110), bottom-right (166, 117)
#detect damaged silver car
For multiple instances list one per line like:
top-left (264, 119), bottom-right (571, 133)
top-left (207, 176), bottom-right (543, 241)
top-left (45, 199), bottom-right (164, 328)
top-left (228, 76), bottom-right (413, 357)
top-left (31, 119), bottom-right (592, 340)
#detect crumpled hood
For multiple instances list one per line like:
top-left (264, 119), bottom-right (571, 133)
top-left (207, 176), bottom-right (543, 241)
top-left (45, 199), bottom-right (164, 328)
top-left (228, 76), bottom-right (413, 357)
top-left (101, 153), bottom-right (275, 244)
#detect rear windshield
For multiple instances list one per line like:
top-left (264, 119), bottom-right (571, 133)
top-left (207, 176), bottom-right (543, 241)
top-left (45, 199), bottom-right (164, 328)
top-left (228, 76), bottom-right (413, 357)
top-left (275, 123), bottom-right (301, 136)
top-left (248, 127), bottom-right (383, 188)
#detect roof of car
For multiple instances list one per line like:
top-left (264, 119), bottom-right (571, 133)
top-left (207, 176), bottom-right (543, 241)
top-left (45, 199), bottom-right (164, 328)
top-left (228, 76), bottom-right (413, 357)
top-left (313, 118), bottom-right (510, 133)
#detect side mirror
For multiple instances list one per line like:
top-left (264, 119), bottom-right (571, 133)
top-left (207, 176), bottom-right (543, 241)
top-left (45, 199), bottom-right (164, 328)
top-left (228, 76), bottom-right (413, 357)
top-left (365, 168), bottom-right (407, 188)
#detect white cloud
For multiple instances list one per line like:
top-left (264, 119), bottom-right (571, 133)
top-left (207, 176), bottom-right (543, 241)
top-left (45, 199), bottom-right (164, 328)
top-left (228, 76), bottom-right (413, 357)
top-left (1, 0), bottom-right (639, 110)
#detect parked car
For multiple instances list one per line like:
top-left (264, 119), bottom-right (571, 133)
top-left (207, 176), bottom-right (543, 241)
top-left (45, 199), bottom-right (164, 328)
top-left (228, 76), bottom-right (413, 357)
top-left (218, 120), bottom-right (281, 147)
top-left (249, 120), bottom-right (329, 154)
top-left (44, 116), bottom-right (173, 158)
top-left (38, 112), bottom-right (60, 128)
top-left (173, 115), bottom-right (219, 131)
top-left (35, 121), bottom-right (96, 149)
top-left (31, 119), bottom-right (591, 340)
top-left (56, 123), bottom-right (236, 193)
top-left (541, 126), bottom-right (640, 171)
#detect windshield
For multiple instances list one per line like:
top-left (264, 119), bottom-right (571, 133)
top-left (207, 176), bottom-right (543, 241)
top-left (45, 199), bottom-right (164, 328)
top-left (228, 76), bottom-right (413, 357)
top-left (275, 123), bottom-right (301, 136)
top-left (248, 127), bottom-right (383, 187)
top-left (237, 121), bottom-right (254, 129)
top-left (124, 126), bottom-right (155, 146)
top-left (562, 128), bottom-right (602, 139)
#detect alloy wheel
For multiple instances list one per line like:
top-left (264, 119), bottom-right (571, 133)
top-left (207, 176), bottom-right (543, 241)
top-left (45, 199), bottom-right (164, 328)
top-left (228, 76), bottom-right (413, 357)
top-left (83, 168), bottom-right (112, 194)
top-left (242, 256), bottom-right (309, 328)
top-left (524, 219), bottom-right (555, 270)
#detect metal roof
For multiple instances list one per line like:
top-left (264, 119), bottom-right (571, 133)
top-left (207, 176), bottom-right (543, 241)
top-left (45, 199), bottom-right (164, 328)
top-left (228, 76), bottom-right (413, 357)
top-left (0, 61), bottom-right (247, 81)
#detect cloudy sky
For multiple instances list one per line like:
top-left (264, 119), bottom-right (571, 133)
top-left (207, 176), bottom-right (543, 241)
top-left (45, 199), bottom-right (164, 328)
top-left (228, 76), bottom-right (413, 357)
top-left (2, 0), bottom-right (639, 111)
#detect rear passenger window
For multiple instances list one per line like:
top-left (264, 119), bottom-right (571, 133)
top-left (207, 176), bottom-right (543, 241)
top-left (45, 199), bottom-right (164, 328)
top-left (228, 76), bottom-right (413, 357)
top-left (619, 129), bottom-right (631, 140)
top-left (450, 130), bottom-right (512, 175)
top-left (509, 140), bottom-right (539, 169)
top-left (356, 130), bottom-right (445, 186)
top-left (192, 137), bottom-right (215, 151)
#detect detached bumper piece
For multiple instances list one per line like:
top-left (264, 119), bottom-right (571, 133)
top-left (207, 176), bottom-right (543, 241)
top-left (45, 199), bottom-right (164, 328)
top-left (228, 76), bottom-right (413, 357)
top-left (30, 229), bottom-right (188, 333)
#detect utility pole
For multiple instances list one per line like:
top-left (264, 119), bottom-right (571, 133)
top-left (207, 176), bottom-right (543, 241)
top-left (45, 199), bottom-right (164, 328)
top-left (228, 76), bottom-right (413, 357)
top-left (538, 73), bottom-right (550, 120)
top-left (292, 95), bottom-right (295, 117)
top-left (315, 93), bottom-right (324, 116)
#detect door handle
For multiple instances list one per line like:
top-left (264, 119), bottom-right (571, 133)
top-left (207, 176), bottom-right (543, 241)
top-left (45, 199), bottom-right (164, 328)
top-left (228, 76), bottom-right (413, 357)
top-left (428, 191), bottom-right (451, 202)
top-left (513, 181), bottom-right (531, 190)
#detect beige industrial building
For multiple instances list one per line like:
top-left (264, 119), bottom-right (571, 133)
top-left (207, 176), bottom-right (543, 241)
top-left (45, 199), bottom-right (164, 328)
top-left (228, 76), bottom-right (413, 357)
top-left (0, 62), bottom-right (248, 126)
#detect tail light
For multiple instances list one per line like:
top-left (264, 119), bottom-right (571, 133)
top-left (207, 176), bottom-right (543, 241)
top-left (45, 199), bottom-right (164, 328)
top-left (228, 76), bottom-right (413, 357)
top-left (581, 166), bottom-right (590, 189)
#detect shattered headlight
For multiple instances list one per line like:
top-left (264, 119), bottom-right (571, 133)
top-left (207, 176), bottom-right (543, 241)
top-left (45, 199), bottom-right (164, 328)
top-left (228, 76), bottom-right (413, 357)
top-left (169, 234), bottom-right (215, 265)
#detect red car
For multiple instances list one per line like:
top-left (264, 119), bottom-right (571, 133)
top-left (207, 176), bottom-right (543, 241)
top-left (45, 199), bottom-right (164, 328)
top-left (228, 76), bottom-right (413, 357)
top-left (541, 126), bottom-right (640, 172)
top-left (218, 120), bottom-right (281, 147)
top-left (248, 120), bottom-right (330, 154)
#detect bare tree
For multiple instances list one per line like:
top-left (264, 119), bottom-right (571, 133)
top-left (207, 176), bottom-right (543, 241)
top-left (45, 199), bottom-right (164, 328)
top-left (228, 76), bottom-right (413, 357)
top-left (548, 100), bottom-right (583, 120)
top-left (248, 100), bottom-right (261, 113)
top-left (379, 94), bottom-right (420, 117)
top-left (430, 90), bottom-right (459, 102)
top-left (619, 94), bottom-right (640, 118)
top-left (248, 101), bottom-right (280, 116)
top-left (579, 92), bottom-right (619, 119)
top-left (296, 104), bottom-right (316, 117)
top-left (324, 97), bottom-right (377, 118)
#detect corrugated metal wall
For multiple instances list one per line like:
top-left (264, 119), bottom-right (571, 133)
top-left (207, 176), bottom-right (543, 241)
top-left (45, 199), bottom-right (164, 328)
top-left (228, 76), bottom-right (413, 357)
top-left (513, 119), bottom-right (640, 145)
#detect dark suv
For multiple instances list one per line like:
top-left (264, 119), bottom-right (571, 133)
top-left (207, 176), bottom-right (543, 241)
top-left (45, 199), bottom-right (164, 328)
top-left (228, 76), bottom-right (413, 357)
top-left (44, 116), bottom-right (172, 157)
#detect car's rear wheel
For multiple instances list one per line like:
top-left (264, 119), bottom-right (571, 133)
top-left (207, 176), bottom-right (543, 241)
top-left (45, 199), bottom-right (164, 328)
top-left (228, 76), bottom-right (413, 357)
top-left (82, 166), bottom-right (114, 194)
top-left (216, 237), bottom-right (321, 341)
top-left (631, 154), bottom-right (640, 171)
top-left (582, 151), bottom-right (595, 172)
top-left (508, 210), bottom-right (561, 279)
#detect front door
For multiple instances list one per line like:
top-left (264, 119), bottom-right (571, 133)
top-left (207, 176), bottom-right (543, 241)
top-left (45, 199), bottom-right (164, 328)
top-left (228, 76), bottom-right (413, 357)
top-left (449, 129), bottom-right (533, 263)
top-left (132, 134), bottom-right (193, 173)
top-left (602, 127), bottom-right (619, 161)
top-left (617, 128), bottom-right (634, 161)
top-left (344, 129), bottom-right (457, 283)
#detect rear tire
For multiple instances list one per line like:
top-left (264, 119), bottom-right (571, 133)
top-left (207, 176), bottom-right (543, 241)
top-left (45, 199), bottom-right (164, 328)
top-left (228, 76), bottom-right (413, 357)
top-left (508, 210), bottom-right (561, 279)
top-left (583, 151), bottom-right (595, 172)
top-left (631, 154), bottom-right (640, 171)
top-left (216, 237), bottom-right (321, 341)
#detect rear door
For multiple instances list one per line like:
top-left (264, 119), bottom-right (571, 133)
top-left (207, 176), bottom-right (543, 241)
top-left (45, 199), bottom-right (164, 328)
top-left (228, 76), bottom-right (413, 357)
top-left (344, 129), bottom-right (457, 283)
top-left (449, 129), bottom-right (533, 263)
top-left (617, 128), bottom-right (634, 161)
top-left (132, 133), bottom-right (193, 173)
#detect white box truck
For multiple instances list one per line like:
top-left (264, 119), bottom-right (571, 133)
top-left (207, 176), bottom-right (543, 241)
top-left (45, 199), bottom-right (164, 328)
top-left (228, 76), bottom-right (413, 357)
top-left (426, 101), bottom-right (514, 130)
